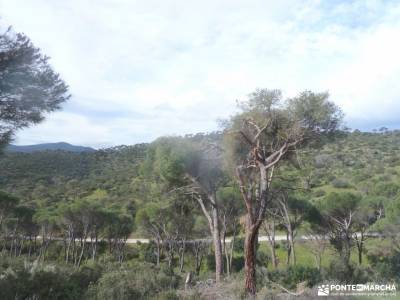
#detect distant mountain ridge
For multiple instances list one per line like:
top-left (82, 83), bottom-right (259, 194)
top-left (6, 142), bottom-right (96, 153)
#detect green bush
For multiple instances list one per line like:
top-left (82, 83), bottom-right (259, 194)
top-left (367, 250), bottom-right (400, 283)
top-left (155, 290), bottom-right (179, 300)
top-left (331, 178), bottom-right (351, 188)
top-left (374, 182), bottom-right (400, 199)
top-left (268, 266), bottom-right (322, 289)
top-left (233, 237), bottom-right (245, 253)
top-left (205, 253), bottom-right (215, 272)
top-left (313, 189), bottom-right (326, 197)
top-left (70, 263), bottom-right (104, 293)
top-left (328, 258), bottom-right (354, 283)
top-left (256, 250), bottom-right (269, 267)
top-left (138, 241), bottom-right (158, 264)
top-left (352, 266), bottom-right (373, 283)
top-left (0, 260), bottom-right (91, 300)
top-left (87, 262), bottom-right (180, 300)
top-left (231, 256), bottom-right (245, 272)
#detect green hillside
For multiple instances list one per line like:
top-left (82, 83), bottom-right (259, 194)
top-left (1, 130), bottom-right (399, 209)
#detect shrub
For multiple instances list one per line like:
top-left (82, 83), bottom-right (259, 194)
top-left (87, 262), bottom-right (180, 300)
top-left (205, 253), bottom-right (215, 272)
top-left (138, 241), bottom-right (158, 264)
top-left (331, 178), bottom-right (351, 189)
top-left (231, 256), bottom-right (245, 272)
top-left (352, 266), bottom-right (373, 283)
top-left (256, 250), bottom-right (269, 267)
top-left (313, 189), bottom-right (326, 197)
top-left (268, 266), bottom-right (322, 289)
top-left (367, 250), bottom-right (400, 283)
top-left (374, 182), bottom-right (400, 199)
top-left (328, 258), bottom-right (354, 283)
top-left (155, 290), bottom-right (179, 300)
top-left (315, 154), bottom-right (332, 168)
top-left (70, 263), bottom-right (104, 293)
top-left (0, 260), bottom-right (87, 300)
top-left (233, 237), bottom-right (245, 253)
top-left (353, 172), bottom-right (371, 183)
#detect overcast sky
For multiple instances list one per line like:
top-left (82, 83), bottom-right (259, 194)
top-left (1, 0), bottom-right (400, 148)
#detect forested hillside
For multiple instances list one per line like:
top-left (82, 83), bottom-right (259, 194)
top-left (1, 130), bottom-right (399, 211)
top-left (6, 142), bottom-right (95, 153)
top-left (0, 144), bottom-right (148, 205)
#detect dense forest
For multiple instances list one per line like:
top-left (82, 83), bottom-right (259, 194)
top-left (1, 127), bottom-right (400, 299)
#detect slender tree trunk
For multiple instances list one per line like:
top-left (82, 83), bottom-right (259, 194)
top-left (179, 250), bottom-right (185, 272)
top-left (289, 230), bottom-right (296, 265)
top-left (66, 230), bottom-right (73, 264)
top-left (244, 223), bottom-right (260, 296)
top-left (179, 239), bottom-right (186, 273)
top-left (93, 234), bottom-right (98, 261)
top-left (156, 237), bottom-right (161, 266)
top-left (195, 248), bottom-right (200, 275)
top-left (285, 233), bottom-right (290, 265)
top-left (223, 234), bottom-right (230, 277)
top-left (18, 238), bottom-right (24, 256)
top-left (229, 226), bottom-right (236, 274)
top-left (78, 224), bottom-right (89, 267)
top-left (341, 233), bottom-right (352, 267)
top-left (355, 232), bottom-right (364, 265)
top-left (211, 206), bottom-right (223, 283)
top-left (28, 236), bottom-right (32, 257)
top-left (167, 240), bottom-right (174, 269)
top-left (189, 176), bottom-right (223, 283)
top-left (266, 220), bottom-right (277, 269)
top-left (33, 236), bottom-right (37, 256)
top-left (194, 241), bottom-right (204, 275)
top-left (315, 254), bottom-right (321, 271)
top-left (270, 240), bottom-right (277, 268)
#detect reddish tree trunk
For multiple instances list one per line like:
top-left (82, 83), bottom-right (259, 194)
top-left (244, 219), bottom-right (261, 296)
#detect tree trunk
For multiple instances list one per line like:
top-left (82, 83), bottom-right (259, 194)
top-left (341, 233), bottom-right (352, 267)
top-left (286, 232), bottom-right (291, 265)
top-left (166, 238), bottom-right (175, 269)
top-left (229, 226), bottom-right (236, 273)
top-left (244, 221), bottom-right (260, 296)
top-left (212, 206), bottom-right (223, 283)
top-left (266, 220), bottom-right (277, 269)
top-left (314, 254), bottom-right (322, 271)
top-left (179, 239), bottom-right (186, 273)
top-left (237, 163), bottom-right (271, 296)
top-left (269, 240), bottom-right (277, 269)
top-left (355, 232), bottom-right (364, 265)
top-left (190, 176), bottom-right (223, 284)
top-left (289, 230), bottom-right (296, 265)
top-left (66, 231), bottom-right (73, 264)
top-left (179, 250), bottom-right (185, 272)
top-left (223, 232), bottom-right (230, 277)
top-left (28, 236), bottom-right (32, 257)
top-left (92, 234), bottom-right (98, 261)
top-left (194, 241), bottom-right (204, 275)
top-left (156, 238), bottom-right (161, 266)
top-left (77, 224), bottom-right (89, 267)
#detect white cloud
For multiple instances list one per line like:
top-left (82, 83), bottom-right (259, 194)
top-left (1, 0), bottom-right (400, 147)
